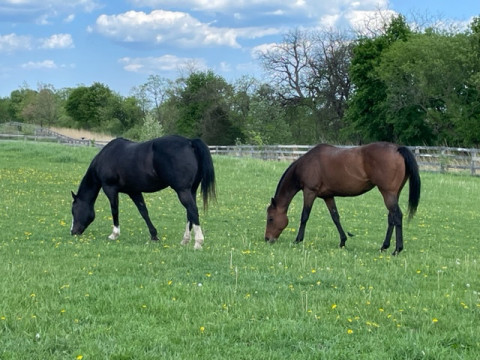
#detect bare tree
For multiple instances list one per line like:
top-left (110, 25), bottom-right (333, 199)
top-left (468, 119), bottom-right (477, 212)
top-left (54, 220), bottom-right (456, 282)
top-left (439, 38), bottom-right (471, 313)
top-left (258, 28), bottom-right (354, 139)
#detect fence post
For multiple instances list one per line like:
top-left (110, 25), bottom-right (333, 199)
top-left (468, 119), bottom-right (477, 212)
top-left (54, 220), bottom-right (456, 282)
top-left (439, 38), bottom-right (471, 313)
top-left (472, 150), bottom-right (477, 176)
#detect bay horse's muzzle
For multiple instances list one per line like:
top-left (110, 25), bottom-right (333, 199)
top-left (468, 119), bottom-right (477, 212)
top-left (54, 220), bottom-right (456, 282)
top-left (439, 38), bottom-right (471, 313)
top-left (265, 236), bottom-right (277, 243)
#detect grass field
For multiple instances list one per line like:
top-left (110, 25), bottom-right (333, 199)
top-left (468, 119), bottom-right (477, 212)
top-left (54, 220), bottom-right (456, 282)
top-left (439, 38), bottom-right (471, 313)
top-left (0, 140), bottom-right (479, 359)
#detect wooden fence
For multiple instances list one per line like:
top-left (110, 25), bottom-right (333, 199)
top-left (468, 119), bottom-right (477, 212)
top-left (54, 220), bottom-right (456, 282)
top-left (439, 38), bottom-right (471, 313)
top-left (209, 144), bottom-right (480, 176)
top-left (0, 122), bottom-right (108, 147)
top-left (1, 122), bottom-right (479, 176)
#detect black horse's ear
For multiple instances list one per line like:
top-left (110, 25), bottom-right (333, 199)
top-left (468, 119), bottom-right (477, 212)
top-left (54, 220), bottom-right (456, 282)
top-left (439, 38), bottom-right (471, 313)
top-left (71, 191), bottom-right (77, 200)
top-left (270, 197), bottom-right (277, 207)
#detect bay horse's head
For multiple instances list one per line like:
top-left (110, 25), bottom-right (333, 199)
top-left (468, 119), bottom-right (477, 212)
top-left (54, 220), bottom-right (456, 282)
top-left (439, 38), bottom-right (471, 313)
top-left (265, 198), bottom-right (288, 243)
top-left (71, 191), bottom-right (95, 235)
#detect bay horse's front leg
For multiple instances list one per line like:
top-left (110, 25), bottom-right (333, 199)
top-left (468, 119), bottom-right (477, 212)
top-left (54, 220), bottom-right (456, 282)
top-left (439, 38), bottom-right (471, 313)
top-left (324, 197), bottom-right (348, 248)
top-left (295, 191), bottom-right (316, 243)
top-left (128, 193), bottom-right (158, 241)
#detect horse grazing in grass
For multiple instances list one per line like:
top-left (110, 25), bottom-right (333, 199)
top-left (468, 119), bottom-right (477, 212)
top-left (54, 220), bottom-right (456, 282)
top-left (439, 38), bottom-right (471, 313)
top-left (71, 135), bottom-right (216, 249)
top-left (265, 142), bottom-right (421, 255)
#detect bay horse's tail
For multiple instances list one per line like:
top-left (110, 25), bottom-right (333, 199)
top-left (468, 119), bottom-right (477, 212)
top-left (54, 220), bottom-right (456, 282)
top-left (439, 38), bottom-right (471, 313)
top-left (191, 139), bottom-right (216, 210)
top-left (398, 146), bottom-right (421, 220)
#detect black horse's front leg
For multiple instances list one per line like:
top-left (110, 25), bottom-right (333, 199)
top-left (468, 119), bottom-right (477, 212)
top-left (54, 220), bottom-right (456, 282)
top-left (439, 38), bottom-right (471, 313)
top-left (103, 187), bottom-right (121, 240)
top-left (129, 193), bottom-right (158, 241)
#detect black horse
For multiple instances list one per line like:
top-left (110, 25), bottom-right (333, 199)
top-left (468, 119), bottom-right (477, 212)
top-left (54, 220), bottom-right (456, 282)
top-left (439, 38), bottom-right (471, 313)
top-left (71, 135), bottom-right (216, 249)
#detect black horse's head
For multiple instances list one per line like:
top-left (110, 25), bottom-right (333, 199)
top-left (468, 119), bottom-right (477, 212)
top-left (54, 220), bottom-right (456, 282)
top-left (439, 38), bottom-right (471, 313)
top-left (71, 191), bottom-right (95, 235)
top-left (265, 197), bottom-right (288, 243)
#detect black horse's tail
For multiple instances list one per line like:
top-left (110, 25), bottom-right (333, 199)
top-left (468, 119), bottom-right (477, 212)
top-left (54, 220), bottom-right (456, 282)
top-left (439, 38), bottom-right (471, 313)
top-left (398, 146), bottom-right (421, 220)
top-left (191, 138), bottom-right (216, 210)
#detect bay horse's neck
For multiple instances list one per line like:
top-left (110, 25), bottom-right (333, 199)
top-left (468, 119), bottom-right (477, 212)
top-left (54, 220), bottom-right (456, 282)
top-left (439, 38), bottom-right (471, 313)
top-left (274, 162), bottom-right (300, 210)
top-left (77, 166), bottom-right (101, 203)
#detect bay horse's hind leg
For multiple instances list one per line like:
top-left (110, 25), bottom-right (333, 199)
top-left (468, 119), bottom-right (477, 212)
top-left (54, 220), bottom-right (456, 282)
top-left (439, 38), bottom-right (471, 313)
top-left (177, 189), bottom-right (204, 250)
top-left (380, 193), bottom-right (404, 255)
top-left (324, 197), bottom-right (349, 248)
top-left (128, 193), bottom-right (159, 241)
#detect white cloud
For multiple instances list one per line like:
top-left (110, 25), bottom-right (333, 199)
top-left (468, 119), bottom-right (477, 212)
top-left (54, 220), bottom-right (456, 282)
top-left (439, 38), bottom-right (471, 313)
top-left (0, 32), bottom-right (74, 53)
top-left (95, 10), bottom-right (245, 48)
top-left (39, 33), bottom-right (74, 49)
top-left (119, 55), bottom-right (207, 74)
top-left (0, 0), bottom-right (101, 23)
top-left (250, 42), bottom-right (277, 58)
top-left (64, 14), bottom-right (75, 23)
top-left (21, 59), bottom-right (57, 69)
top-left (0, 33), bottom-right (33, 53)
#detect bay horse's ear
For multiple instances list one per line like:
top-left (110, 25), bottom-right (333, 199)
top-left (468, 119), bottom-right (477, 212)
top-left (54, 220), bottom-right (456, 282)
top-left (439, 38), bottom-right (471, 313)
top-left (270, 197), bottom-right (277, 208)
top-left (71, 191), bottom-right (77, 200)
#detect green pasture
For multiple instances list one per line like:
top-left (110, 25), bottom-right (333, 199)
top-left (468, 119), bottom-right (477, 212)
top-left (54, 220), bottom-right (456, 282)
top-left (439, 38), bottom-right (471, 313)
top-left (0, 141), bottom-right (479, 359)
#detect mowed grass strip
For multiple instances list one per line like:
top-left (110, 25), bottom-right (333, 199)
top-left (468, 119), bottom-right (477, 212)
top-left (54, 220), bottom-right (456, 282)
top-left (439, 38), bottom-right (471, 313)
top-left (0, 141), bottom-right (479, 359)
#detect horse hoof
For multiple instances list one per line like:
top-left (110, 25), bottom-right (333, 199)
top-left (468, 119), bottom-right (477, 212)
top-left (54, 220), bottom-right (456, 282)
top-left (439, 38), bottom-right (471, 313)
top-left (151, 236), bottom-right (159, 241)
top-left (194, 243), bottom-right (202, 250)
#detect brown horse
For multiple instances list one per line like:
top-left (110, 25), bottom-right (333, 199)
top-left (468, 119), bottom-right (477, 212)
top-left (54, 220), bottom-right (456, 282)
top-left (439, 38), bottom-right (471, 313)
top-left (265, 142), bottom-right (421, 255)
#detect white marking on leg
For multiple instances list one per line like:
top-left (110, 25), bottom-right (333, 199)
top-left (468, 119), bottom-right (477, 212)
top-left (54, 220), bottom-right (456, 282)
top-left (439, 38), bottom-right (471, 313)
top-left (193, 224), bottom-right (204, 250)
top-left (108, 226), bottom-right (120, 240)
top-left (181, 222), bottom-right (191, 245)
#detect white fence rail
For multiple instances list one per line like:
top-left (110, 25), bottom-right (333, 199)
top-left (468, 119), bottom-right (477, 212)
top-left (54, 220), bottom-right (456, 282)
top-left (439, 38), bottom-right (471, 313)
top-left (209, 145), bottom-right (480, 176)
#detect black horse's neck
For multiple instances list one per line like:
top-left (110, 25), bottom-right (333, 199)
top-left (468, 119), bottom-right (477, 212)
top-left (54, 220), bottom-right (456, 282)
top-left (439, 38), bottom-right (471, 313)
top-left (77, 165), bottom-right (101, 203)
top-left (274, 162), bottom-right (300, 209)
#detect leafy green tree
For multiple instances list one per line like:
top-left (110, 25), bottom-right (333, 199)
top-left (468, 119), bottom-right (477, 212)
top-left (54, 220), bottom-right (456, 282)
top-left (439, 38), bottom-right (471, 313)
top-left (378, 32), bottom-right (476, 145)
top-left (172, 70), bottom-right (242, 145)
top-left (65, 82), bottom-right (113, 130)
top-left (345, 15), bottom-right (412, 143)
top-left (8, 87), bottom-right (38, 123)
top-left (0, 97), bottom-right (10, 122)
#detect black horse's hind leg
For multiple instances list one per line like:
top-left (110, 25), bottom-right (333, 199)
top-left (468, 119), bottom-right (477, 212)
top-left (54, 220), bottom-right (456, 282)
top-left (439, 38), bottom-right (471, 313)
top-left (128, 193), bottom-right (158, 241)
top-left (324, 197), bottom-right (349, 248)
top-left (176, 189), bottom-right (203, 249)
top-left (381, 203), bottom-right (403, 255)
top-left (103, 187), bottom-right (121, 240)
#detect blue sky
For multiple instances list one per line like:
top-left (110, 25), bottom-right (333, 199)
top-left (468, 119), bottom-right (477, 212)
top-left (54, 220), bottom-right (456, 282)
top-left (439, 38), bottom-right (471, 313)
top-left (0, 0), bottom-right (479, 97)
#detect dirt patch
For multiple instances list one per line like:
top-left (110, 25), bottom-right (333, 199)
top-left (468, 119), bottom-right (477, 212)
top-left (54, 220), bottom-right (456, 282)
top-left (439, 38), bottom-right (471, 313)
top-left (49, 127), bottom-right (114, 142)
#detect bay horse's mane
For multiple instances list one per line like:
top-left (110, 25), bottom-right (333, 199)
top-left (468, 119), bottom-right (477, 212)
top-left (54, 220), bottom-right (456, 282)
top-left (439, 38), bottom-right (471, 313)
top-left (274, 161), bottom-right (297, 198)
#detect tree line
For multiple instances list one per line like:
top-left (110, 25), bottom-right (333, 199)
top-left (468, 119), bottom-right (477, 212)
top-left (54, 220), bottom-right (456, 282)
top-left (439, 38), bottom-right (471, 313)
top-left (1, 14), bottom-right (479, 147)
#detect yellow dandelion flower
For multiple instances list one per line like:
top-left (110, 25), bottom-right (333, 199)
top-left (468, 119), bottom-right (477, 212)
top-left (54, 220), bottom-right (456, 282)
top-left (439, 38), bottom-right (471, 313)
top-left (76, 355), bottom-right (83, 360)
top-left (331, 304), bottom-right (337, 310)
top-left (347, 329), bottom-right (353, 334)
top-left (432, 318), bottom-right (438, 323)
top-left (200, 326), bottom-right (205, 333)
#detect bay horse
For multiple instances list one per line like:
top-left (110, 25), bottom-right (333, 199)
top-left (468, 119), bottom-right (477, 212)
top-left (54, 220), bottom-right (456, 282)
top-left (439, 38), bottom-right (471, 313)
top-left (71, 135), bottom-right (216, 249)
top-left (265, 142), bottom-right (421, 255)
